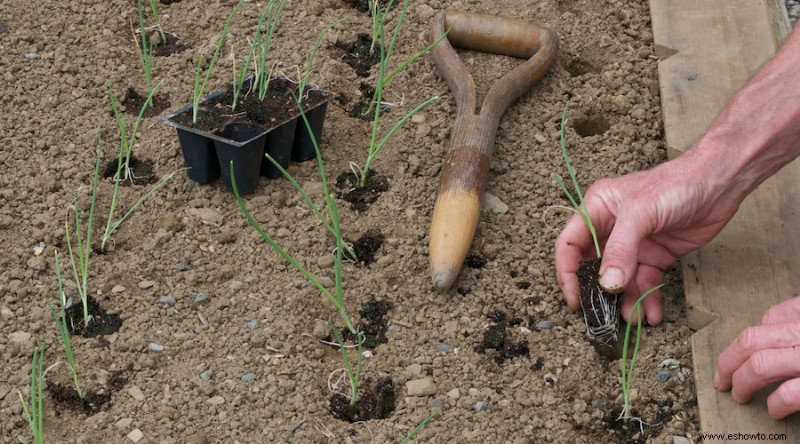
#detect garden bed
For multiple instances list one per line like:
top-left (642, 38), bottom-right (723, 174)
top-left (0, 0), bottom-right (701, 442)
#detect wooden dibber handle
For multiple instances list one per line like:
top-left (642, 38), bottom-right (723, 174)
top-left (428, 11), bottom-right (558, 291)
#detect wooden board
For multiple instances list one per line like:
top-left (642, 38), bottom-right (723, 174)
top-left (649, 0), bottom-right (800, 439)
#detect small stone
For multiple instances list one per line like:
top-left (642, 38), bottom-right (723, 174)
top-left (518, 326), bottom-right (532, 334)
top-left (111, 285), bottom-right (126, 294)
top-left (128, 386), bottom-right (146, 401)
top-left (655, 370), bottom-right (671, 382)
top-left (126, 429), bottom-right (144, 443)
top-left (317, 255), bottom-right (335, 268)
top-left (474, 401), bottom-right (489, 412)
top-left (115, 418), bottom-right (133, 430)
top-left (215, 229), bottom-right (237, 244)
top-left (138, 280), bottom-right (155, 289)
top-left (187, 292), bottom-right (209, 304)
top-left (436, 344), bottom-right (454, 354)
top-left (468, 388), bottom-right (480, 397)
top-left (406, 378), bottom-right (437, 397)
top-left (312, 320), bottom-right (329, 339)
top-left (155, 296), bottom-right (176, 306)
top-left (176, 263), bottom-right (190, 272)
top-left (406, 363), bottom-right (423, 377)
top-left (276, 227), bottom-right (291, 238)
top-left (148, 343), bottom-right (164, 353)
top-left (24, 52), bottom-right (40, 60)
top-left (26, 255), bottom-right (47, 271)
top-left (200, 369), bottom-right (214, 380)
top-left (246, 320), bottom-right (259, 329)
top-left (446, 388), bottom-right (460, 399)
top-left (591, 399), bottom-right (604, 409)
top-left (659, 358), bottom-right (680, 369)
top-left (672, 437), bottom-right (691, 444)
top-left (8, 331), bottom-right (31, 343)
top-left (187, 208), bottom-right (224, 226)
top-left (318, 276), bottom-right (335, 288)
top-left (228, 280), bottom-right (243, 291)
top-left (536, 320), bottom-right (554, 330)
top-left (207, 395), bottom-right (225, 405)
top-left (482, 192), bottom-right (509, 214)
top-left (241, 373), bottom-right (256, 382)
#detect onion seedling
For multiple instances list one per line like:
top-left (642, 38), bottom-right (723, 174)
top-left (49, 251), bottom-right (84, 399)
top-left (356, 0), bottom-right (446, 188)
top-left (400, 409), bottom-right (439, 444)
top-left (253, 0), bottom-right (287, 102)
top-left (64, 136), bottom-right (102, 327)
top-left (18, 341), bottom-right (45, 444)
top-left (135, 0), bottom-right (155, 101)
top-left (192, 0), bottom-right (243, 123)
top-left (105, 82), bottom-right (174, 251)
top-left (147, 0), bottom-right (166, 44)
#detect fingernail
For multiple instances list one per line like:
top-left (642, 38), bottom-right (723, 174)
top-left (712, 370), bottom-right (720, 389)
top-left (599, 267), bottom-right (625, 293)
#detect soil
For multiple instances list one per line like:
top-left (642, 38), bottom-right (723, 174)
top-left (102, 154), bottom-right (158, 186)
top-left (577, 257), bottom-right (622, 345)
top-left (1, 0), bottom-right (702, 443)
top-left (119, 86), bottom-right (172, 118)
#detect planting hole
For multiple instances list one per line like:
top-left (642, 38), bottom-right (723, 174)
top-left (102, 154), bottom-right (157, 186)
top-left (119, 87), bottom-right (171, 117)
top-left (475, 310), bottom-right (530, 364)
top-left (336, 171), bottom-right (389, 212)
top-left (350, 231), bottom-right (385, 266)
top-left (64, 295), bottom-right (123, 338)
top-left (335, 33), bottom-right (382, 77)
top-left (329, 377), bottom-right (396, 422)
top-left (572, 115), bottom-right (611, 137)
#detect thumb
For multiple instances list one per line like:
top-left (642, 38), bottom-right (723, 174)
top-left (598, 213), bottom-right (649, 293)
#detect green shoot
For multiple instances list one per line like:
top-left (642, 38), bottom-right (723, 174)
top-left (147, 0), bottom-right (166, 44)
top-left (553, 102), bottom-right (601, 257)
top-left (231, 162), bottom-right (355, 334)
top-left (253, 0), bottom-right (287, 101)
top-left (618, 283), bottom-right (665, 420)
top-left (49, 252), bottom-right (84, 399)
top-left (357, 0), bottom-right (445, 188)
top-left (18, 341), bottom-right (45, 444)
top-left (64, 137), bottom-right (102, 327)
top-left (330, 323), bottom-right (364, 406)
top-left (400, 410), bottom-right (439, 444)
top-left (104, 82), bottom-right (171, 251)
top-left (230, 36), bottom-right (254, 113)
top-left (136, 0), bottom-right (155, 99)
top-left (192, 0), bottom-right (243, 123)
top-left (296, 18), bottom-right (344, 101)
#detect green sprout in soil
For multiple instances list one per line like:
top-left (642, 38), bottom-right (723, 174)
top-left (105, 83), bottom-right (174, 251)
top-left (18, 341), bottom-right (46, 444)
top-left (356, 0), bottom-right (446, 188)
top-left (135, 0), bottom-right (155, 101)
top-left (400, 409), bottom-right (439, 443)
top-left (253, 0), bottom-right (287, 102)
top-left (192, 0), bottom-right (243, 123)
top-left (147, 0), bottom-right (166, 44)
top-left (49, 251), bottom-right (84, 399)
top-left (64, 136), bottom-right (102, 327)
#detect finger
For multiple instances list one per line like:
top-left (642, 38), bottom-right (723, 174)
top-left (636, 264), bottom-right (665, 326)
top-left (714, 323), bottom-right (800, 391)
top-left (730, 346), bottom-right (800, 403)
top-left (555, 212), bottom-right (596, 311)
top-left (598, 202), bottom-right (653, 294)
top-left (768, 377), bottom-right (800, 420)
top-left (762, 296), bottom-right (800, 325)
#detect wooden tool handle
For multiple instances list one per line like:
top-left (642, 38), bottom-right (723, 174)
top-left (428, 10), bottom-right (559, 291)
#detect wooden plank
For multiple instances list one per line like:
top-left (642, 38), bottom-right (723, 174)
top-left (650, 0), bottom-right (800, 439)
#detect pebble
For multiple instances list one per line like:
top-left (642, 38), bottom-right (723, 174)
top-left (317, 255), bottom-right (335, 268)
top-left (207, 395), bottom-right (225, 405)
top-left (128, 386), bottom-right (146, 401)
top-left (176, 263), bottom-right (190, 272)
top-left (659, 358), bottom-right (680, 369)
top-left (672, 437), bottom-right (691, 444)
top-left (155, 296), bottom-right (176, 306)
top-left (468, 388), bottom-right (480, 397)
top-left (126, 429), bottom-right (144, 443)
top-left (536, 320), bottom-right (554, 330)
top-left (435, 344), bottom-right (454, 354)
top-left (187, 292), bottom-right (209, 304)
top-left (8, 331), bottom-right (31, 343)
top-left (241, 373), bottom-right (256, 382)
top-left (24, 52), bottom-right (40, 60)
top-left (474, 401), bottom-right (489, 412)
top-left (148, 343), bottom-right (164, 353)
top-left (112, 285), bottom-right (126, 294)
top-left (406, 377), bottom-right (437, 396)
top-left (312, 320), bottom-right (329, 339)
top-left (447, 388), bottom-right (460, 399)
top-left (318, 276), bottom-right (335, 288)
top-left (200, 369), bottom-right (214, 380)
top-left (482, 192), bottom-right (509, 214)
top-left (655, 370), bottom-right (671, 382)
top-left (246, 320), bottom-right (259, 329)
top-left (138, 280), bottom-right (155, 289)
top-left (187, 208), bottom-right (224, 226)
top-left (115, 418), bottom-right (133, 429)
top-left (406, 363), bottom-right (423, 377)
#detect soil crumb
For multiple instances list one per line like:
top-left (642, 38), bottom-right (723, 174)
top-left (475, 310), bottom-right (529, 364)
top-left (351, 231), bottom-right (385, 266)
top-left (335, 34), bottom-right (381, 77)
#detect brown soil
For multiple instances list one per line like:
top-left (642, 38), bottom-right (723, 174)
top-left (578, 257), bottom-right (622, 345)
top-left (119, 86), bottom-right (171, 117)
top-left (1, 0), bottom-right (700, 442)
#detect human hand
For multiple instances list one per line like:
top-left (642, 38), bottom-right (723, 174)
top-left (555, 153), bottom-right (742, 325)
top-left (713, 296), bottom-right (800, 419)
